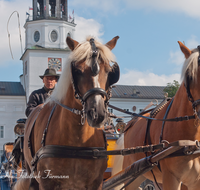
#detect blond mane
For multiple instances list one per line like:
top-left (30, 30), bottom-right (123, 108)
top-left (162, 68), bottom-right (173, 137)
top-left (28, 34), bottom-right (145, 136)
top-left (181, 48), bottom-right (199, 84)
top-left (51, 36), bottom-right (116, 102)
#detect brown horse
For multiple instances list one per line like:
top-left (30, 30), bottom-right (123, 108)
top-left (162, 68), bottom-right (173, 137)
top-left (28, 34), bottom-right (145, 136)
top-left (112, 41), bottom-right (200, 190)
top-left (13, 36), bottom-right (120, 190)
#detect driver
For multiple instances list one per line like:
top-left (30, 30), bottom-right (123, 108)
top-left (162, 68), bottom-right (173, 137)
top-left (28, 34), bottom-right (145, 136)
top-left (25, 68), bottom-right (59, 117)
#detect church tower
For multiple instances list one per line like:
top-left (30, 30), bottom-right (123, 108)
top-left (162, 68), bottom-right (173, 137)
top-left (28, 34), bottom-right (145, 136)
top-left (20, 0), bottom-right (75, 101)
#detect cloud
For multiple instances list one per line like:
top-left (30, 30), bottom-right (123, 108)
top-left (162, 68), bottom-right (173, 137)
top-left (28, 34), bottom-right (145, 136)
top-left (0, 0), bottom-right (104, 66)
top-left (169, 35), bottom-right (200, 67)
top-left (185, 35), bottom-right (199, 49)
top-left (124, 0), bottom-right (200, 19)
top-left (71, 0), bottom-right (200, 19)
top-left (118, 69), bottom-right (181, 86)
top-left (0, 0), bottom-right (29, 65)
top-left (169, 51), bottom-right (184, 66)
top-left (69, 0), bottom-right (122, 14)
top-left (74, 16), bottom-right (104, 42)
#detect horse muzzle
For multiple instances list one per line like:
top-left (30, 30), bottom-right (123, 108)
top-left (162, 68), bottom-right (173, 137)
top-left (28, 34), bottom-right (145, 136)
top-left (85, 94), bottom-right (108, 127)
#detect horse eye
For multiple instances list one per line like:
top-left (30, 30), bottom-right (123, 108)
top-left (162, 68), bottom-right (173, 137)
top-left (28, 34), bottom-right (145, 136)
top-left (75, 68), bottom-right (83, 75)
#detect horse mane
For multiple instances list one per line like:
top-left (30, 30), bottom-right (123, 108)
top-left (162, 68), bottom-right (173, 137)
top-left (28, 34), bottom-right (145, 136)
top-left (181, 48), bottom-right (199, 84)
top-left (50, 36), bottom-right (116, 102)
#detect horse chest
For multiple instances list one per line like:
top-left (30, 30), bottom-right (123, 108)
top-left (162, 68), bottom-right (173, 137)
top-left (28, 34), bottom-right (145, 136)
top-left (38, 158), bottom-right (106, 189)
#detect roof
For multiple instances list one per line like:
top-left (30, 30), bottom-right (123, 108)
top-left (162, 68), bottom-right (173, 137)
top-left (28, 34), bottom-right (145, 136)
top-left (0, 82), bottom-right (25, 96)
top-left (0, 82), bottom-right (166, 99)
top-left (20, 45), bottom-right (71, 60)
top-left (111, 85), bottom-right (166, 99)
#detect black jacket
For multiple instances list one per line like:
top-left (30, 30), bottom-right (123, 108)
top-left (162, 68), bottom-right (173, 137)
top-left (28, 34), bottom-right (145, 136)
top-left (25, 86), bottom-right (52, 117)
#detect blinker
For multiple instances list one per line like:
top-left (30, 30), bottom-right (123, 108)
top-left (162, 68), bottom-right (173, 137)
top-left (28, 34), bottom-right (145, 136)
top-left (197, 45), bottom-right (200, 65)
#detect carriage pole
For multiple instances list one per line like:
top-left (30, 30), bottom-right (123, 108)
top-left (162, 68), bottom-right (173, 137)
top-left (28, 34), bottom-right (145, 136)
top-left (102, 145), bottom-right (182, 190)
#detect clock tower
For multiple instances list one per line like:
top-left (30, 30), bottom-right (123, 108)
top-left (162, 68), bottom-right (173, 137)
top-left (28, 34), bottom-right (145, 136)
top-left (20, 0), bottom-right (76, 102)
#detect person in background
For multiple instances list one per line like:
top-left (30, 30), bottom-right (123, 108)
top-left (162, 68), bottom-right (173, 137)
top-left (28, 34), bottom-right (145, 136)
top-left (25, 68), bottom-right (59, 117)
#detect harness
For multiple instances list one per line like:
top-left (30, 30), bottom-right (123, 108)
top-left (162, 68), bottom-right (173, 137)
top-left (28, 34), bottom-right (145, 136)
top-left (28, 38), bottom-right (118, 173)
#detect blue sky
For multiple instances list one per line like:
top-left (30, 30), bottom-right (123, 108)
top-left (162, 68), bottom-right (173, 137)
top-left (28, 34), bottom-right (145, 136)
top-left (1, 0), bottom-right (200, 85)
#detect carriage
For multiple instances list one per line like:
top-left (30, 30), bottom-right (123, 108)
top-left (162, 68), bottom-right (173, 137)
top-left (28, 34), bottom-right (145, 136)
top-left (1, 36), bottom-right (200, 190)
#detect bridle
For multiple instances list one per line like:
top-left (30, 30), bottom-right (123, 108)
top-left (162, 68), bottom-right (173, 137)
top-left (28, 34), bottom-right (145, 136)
top-left (185, 45), bottom-right (200, 118)
top-left (52, 38), bottom-right (115, 125)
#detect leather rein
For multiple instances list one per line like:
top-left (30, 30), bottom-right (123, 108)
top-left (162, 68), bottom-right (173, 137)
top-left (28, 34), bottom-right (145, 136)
top-left (30, 45), bottom-right (200, 174)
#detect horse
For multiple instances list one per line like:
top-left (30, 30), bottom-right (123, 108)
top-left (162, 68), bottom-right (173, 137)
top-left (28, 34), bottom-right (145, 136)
top-left (112, 41), bottom-right (200, 190)
top-left (13, 35), bottom-right (120, 190)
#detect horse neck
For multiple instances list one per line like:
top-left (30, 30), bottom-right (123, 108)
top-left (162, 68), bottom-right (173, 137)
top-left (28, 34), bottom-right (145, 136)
top-left (173, 82), bottom-right (193, 114)
top-left (171, 82), bottom-right (200, 140)
top-left (59, 84), bottom-right (96, 145)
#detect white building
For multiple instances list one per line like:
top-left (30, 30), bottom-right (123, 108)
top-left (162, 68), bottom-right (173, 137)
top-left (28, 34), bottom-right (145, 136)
top-left (0, 0), bottom-right (166, 155)
top-left (0, 82), bottom-right (26, 155)
top-left (20, 0), bottom-right (75, 101)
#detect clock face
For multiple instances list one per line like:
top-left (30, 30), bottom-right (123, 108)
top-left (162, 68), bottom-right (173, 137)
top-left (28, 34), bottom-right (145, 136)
top-left (34, 31), bottom-right (40, 42)
top-left (48, 58), bottom-right (62, 71)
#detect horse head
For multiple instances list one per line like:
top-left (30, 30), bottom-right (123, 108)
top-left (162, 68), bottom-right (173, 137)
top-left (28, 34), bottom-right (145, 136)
top-left (66, 36), bottom-right (120, 127)
top-left (178, 41), bottom-right (200, 119)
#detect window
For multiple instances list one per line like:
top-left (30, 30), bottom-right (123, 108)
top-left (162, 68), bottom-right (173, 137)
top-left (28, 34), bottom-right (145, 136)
top-left (24, 61), bottom-right (27, 75)
top-left (0, 150), bottom-right (3, 155)
top-left (34, 31), bottom-right (40, 42)
top-left (0, 106), bottom-right (5, 111)
top-left (51, 30), bottom-right (58, 42)
top-left (0, 150), bottom-right (3, 159)
top-left (124, 109), bottom-right (129, 112)
top-left (108, 108), bottom-right (113, 113)
top-left (14, 106), bottom-right (22, 112)
top-left (0, 126), bottom-right (4, 138)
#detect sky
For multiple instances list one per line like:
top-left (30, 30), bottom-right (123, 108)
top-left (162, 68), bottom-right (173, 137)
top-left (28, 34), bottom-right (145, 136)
top-left (1, 0), bottom-right (200, 86)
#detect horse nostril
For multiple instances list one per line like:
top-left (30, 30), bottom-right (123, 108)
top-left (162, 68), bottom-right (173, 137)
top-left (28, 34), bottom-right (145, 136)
top-left (90, 108), bottom-right (98, 120)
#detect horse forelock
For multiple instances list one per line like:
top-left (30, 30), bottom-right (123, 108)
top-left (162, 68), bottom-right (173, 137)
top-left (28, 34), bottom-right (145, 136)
top-left (181, 48), bottom-right (199, 85)
top-left (50, 37), bottom-right (116, 102)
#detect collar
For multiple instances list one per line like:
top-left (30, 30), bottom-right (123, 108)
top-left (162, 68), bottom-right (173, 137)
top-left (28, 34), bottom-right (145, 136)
top-left (43, 86), bottom-right (55, 93)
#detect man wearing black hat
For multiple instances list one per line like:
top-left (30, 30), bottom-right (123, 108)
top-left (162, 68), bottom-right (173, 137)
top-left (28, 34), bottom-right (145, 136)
top-left (25, 68), bottom-right (59, 117)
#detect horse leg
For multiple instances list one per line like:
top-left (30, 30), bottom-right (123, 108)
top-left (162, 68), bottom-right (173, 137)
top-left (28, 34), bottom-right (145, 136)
top-left (12, 161), bottom-right (31, 190)
top-left (29, 178), bottom-right (39, 190)
top-left (186, 180), bottom-right (200, 190)
top-left (162, 171), bottom-right (181, 190)
top-left (181, 184), bottom-right (188, 190)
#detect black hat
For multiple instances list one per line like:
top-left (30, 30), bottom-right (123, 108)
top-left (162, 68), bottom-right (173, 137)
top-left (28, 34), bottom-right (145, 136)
top-left (39, 68), bottom-right (60, 79)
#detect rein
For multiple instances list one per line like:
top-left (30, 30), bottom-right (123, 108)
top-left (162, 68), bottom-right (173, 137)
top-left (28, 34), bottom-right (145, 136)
top-left (108, 103), bottom-right (196, 122)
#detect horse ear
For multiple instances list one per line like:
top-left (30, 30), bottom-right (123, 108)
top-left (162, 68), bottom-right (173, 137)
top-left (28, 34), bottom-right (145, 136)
top-left (66, 36), bottom-right (79, 51)
top-left (105, 36), bottom-right (120, 50)
top-left (178, 41), bottom-right (192, 59)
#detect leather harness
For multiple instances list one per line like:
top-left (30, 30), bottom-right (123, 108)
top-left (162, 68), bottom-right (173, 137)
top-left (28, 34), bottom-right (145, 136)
top-left (27, 44), bottom-right (200, 176)
top-left (27, 38), bottom-right (115, 172)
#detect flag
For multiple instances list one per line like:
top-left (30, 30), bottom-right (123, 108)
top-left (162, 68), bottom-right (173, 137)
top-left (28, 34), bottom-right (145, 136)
top-left (72, 10), bottom-right (74, 14)
top-left (69, 15), bottom-right (72, 19)
top-left (44, 5), bottom-right (46, 11)
top-left (26, 12), bottom-right (30, 16)
top-left (29, 7), bottom-right (33, 10)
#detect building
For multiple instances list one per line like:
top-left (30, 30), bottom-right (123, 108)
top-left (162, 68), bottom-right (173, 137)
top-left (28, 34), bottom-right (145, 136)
top-left (0, 0), bottom-right (167, 154)
top-left (0, 82), bottom-right (26, 155)
top-left (20, 0), bottom-right (76, 101)
top-left (109, 85), bottom-right (166, 124)
top-left (0, 0), bottom-right (76, 154)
